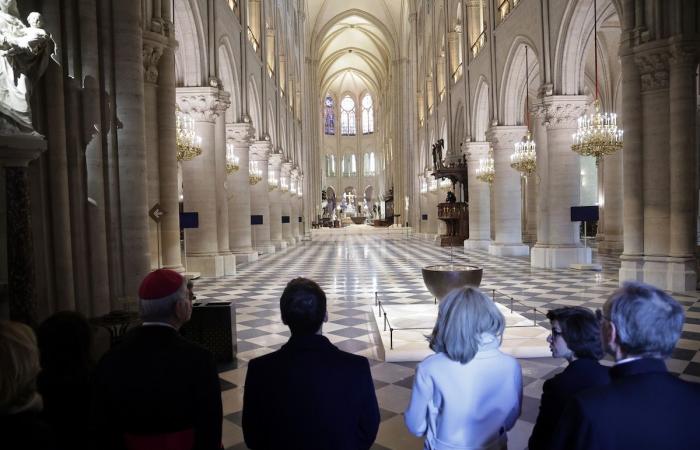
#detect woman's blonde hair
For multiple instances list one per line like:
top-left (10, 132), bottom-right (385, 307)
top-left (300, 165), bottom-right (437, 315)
top-left (0, 320), bottom-right (41, 413)
top-left (429, 287), bottom-right (505, 364)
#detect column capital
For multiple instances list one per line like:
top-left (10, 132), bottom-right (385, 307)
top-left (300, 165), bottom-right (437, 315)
top-left (250, 140), bottom-right (272, 161)
top-left (531, 95), bottom-right (589, 129)
top-left (176, 87), bottom-right (231, 122)
top-left (142, 41), bottom-right (164, 84)
top-left (281, 161), bottom-right (293, 176)
top-left (485, 125), bottom-right (527, 147)
top-left (634, 49), bottom-right (671, 91)
top-left (226, 122), bottom-right (255, 145)
top-left (463, 141), bottom-right (490, 162)
top-left (669, 42), bottom-right (699, 67)
top-left (268, 151), bottom-right (283, 168)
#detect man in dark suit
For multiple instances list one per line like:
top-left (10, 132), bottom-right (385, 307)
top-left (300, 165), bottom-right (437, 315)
top-left (92, 269), bottom-right (223, 450)
top-left (528, 307), bottom-right (610, 450)
top-left (242, 277), bottom-right (380, 450)
top-left (550, 281), bottom-right (700, 450)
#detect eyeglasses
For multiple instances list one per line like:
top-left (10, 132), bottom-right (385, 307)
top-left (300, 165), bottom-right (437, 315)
top-left (550, 327), bottom-right (563, 338)
top-left (595, 309), bottom-right (611, 323)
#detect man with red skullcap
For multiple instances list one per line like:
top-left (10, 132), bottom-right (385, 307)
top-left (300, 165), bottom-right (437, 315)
top-left (92, 269), bottom-right (223, 450)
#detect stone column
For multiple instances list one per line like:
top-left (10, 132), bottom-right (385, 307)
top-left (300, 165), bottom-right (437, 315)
top-left (267, 152), bottom-right (286, 250)
top-left (464, 142), bottom-right (491, 249)
top-left (524, 173), bottom-right (538, 244)
top-left (486, 126), bottom-right (530, 256)
top-left (214, 112), bottom-right (236, 275)
top-left (143, 42), bottom-right (163, 270)
top-left (619, 47), bottom-right (645, 282)
top-left (530, 96), bottom-right (590, 268)
top-left (226, 122), bottom-right (258, 263)
top-left (115, 0), bottom-right (150, 297)
top-left (598, 149), bottom-right (623, 254)
top-left (281, 161), bottom-right (294, 246)
top-left (250, 141), bottom-right (275, 254)
top-left (290, 167), bottom-right (301, 241)
top-left (176, 87), bottom-right (230, 277)
top-left (156, 45), bottom-right (184, 271)
top-left (1, 137), bottom-right (46, 326)
top-left (666, 45), bottom-right (697, 291)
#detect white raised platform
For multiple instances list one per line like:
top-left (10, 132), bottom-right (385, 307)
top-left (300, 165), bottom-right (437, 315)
top-left (371, 303), bottom-right (551, 362)
top-left (311, 224), bottom-right (412, 237)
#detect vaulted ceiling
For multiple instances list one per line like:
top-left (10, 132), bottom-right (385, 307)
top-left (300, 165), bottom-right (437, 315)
top-left (306, 0), bottom-right (411, 97)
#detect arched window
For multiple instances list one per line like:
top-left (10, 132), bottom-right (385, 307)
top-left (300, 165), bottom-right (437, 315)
top-left (326, 155), bottom-right (336, 177)
top-left (363, 152), bottom-right (375, 176)
top-left (361, 94), bottom-right (374, 134)
top-left (341, 154), bottom-right (356, 176)
top-left (324, 95), bottom-right (335, 135)
top-left (340, 95), bottom-right (356, 135)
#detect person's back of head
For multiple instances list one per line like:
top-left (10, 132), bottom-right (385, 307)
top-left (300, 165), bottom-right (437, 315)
top-left (37, 311), bottom-right (93, 376)
top-left (138, 269), bottom-right (190, 329)
top-left (0, 320), bottom-right (41, 415)
top-left (430, 287), bottom-right (505, 364)
top-left (603, 281), bottom-right (684, 359)
top-left (546, 307), bottom-right (604, 360)
top-left (280, 278), bottom-right (327, 336)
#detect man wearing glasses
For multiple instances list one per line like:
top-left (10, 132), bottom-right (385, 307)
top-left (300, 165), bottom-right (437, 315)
top-left (551, 281), bottom-right (700, 450)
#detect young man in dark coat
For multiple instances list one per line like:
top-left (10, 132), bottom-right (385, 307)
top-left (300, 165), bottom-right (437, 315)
top-left (242, 277), bottom-right (380, 450)
top-left (528, 307), bottom-right (610, 450)
top-left (550, 281), bottom-right (700, 450)
top-left (92, 269), bottom-right (223, 450)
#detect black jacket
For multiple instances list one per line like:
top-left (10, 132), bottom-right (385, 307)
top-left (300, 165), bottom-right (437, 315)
top-left (242, 334), bottom-right (380, 450)
top-left (528, 358), bottom-right (610, 450)
top-left (550, 358), bottom-right (700, 450)
top-left (92, 325), bottom-right (222, 450)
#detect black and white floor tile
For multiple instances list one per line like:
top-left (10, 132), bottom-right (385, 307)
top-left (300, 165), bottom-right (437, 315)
top-left (192, 232), bottom-right (700, 450)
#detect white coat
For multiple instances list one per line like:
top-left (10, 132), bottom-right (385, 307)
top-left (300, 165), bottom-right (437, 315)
top-left (404, 338), bottom-right (522, 450)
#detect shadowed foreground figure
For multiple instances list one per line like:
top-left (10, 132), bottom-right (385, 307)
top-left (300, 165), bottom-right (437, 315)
top-left (92, 269), bottom-right (222, 450)
top-left (550, 281), bottom-right (700, 450)
top-left (528, 307), bottom-right (609, 450)
top-left (243, 277), bottom-right (380, 450)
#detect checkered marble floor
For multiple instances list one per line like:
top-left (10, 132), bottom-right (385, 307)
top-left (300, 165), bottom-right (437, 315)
top-left (193, 231), bottom-right (700, 450)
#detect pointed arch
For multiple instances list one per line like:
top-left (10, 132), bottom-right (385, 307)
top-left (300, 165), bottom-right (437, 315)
top-left (500, 37), bottom-right (541, 126)
top-left (217, 37), bottom-right (241, 122)
top-left (247, 76), bottom-right (262, 138)
top-left (473, 77), bottom-right (490, 141)
top-left (174, 0), bottom-right (207, 86)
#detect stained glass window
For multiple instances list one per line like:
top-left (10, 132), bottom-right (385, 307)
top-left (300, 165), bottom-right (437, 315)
top-left (340, 95), bottom-right (356, 135)
top-left (362, 94), bottom-right (374, 134)
top-left (324, 95), bottom-right (335, 135)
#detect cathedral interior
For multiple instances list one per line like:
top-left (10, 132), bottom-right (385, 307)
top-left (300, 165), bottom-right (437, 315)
top-left (1, 0), bottom-right (699, 449)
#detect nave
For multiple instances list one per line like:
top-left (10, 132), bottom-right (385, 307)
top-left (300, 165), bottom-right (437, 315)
top-left (196, 234), bottom-right (700, 449)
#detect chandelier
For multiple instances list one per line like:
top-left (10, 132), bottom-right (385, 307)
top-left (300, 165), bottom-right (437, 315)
top-left (225, 143), bottom-right (240, 174)
top-left (511, 130), bottom-right (537, 175)
top-left (268, 167), bottom-right (279, 191)
top-left (280, 175), bottom-right (289, 192)
top-left (510, 45), bottom-right (536, 176)
top-left (176, 112), bottom-right (202, 161)
top-left (249, 161), bottom-right (262, 185)
top-left (571, 0), bottom-right (623, 161)
top-left (476, 148), bottom-right (495, 184)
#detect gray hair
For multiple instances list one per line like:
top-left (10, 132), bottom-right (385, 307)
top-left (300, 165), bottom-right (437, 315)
top-left (139, 283), bottom-right (187, 322)
top-left (604, 281), bottom-right (684, 358)
top-left (429, 287), bottom-right (505, 364)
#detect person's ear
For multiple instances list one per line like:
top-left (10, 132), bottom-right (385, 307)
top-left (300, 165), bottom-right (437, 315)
top-left (175, 298), bottom-right (191, 324)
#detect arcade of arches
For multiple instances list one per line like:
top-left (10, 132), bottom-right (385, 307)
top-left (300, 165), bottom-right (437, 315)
top-left (1, 0), bottom-right (700, 448)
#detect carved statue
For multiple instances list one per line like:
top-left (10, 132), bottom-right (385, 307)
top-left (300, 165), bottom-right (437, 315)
top-left (436, 139), bottom-right (444, 167)
top-left (446, 190), bottom-right (456, 203)
top-left (431, 143), bottom-right (437, 169)
top-left (0, 1), bottom-right (54, 134)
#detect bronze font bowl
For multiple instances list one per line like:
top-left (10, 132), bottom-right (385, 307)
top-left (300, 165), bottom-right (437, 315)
top-left (350, 216), bottom-right (365, 224)
top-left (421, 264), bottom-right (483, 301)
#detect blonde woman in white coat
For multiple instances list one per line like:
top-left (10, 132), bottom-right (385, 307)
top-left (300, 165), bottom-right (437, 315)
top-left (404, 287), bottom-right (522, 450)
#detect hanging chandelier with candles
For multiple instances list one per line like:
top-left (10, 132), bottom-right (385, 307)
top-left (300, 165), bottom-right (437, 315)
top-left (176, 112), bottom-right (202, 161)
top-left (510, 45), bottom-right (536, 176)
top-left (571, 0), bottom-right (623, 161)
top-left (249, 160), bottom-right (262, 185)
top-left (225, 143), bottom-right (240, 174)
top-left (476, 147), bottom-right (495, 184)
top-left (267, 167), bottom-right (279, 191)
